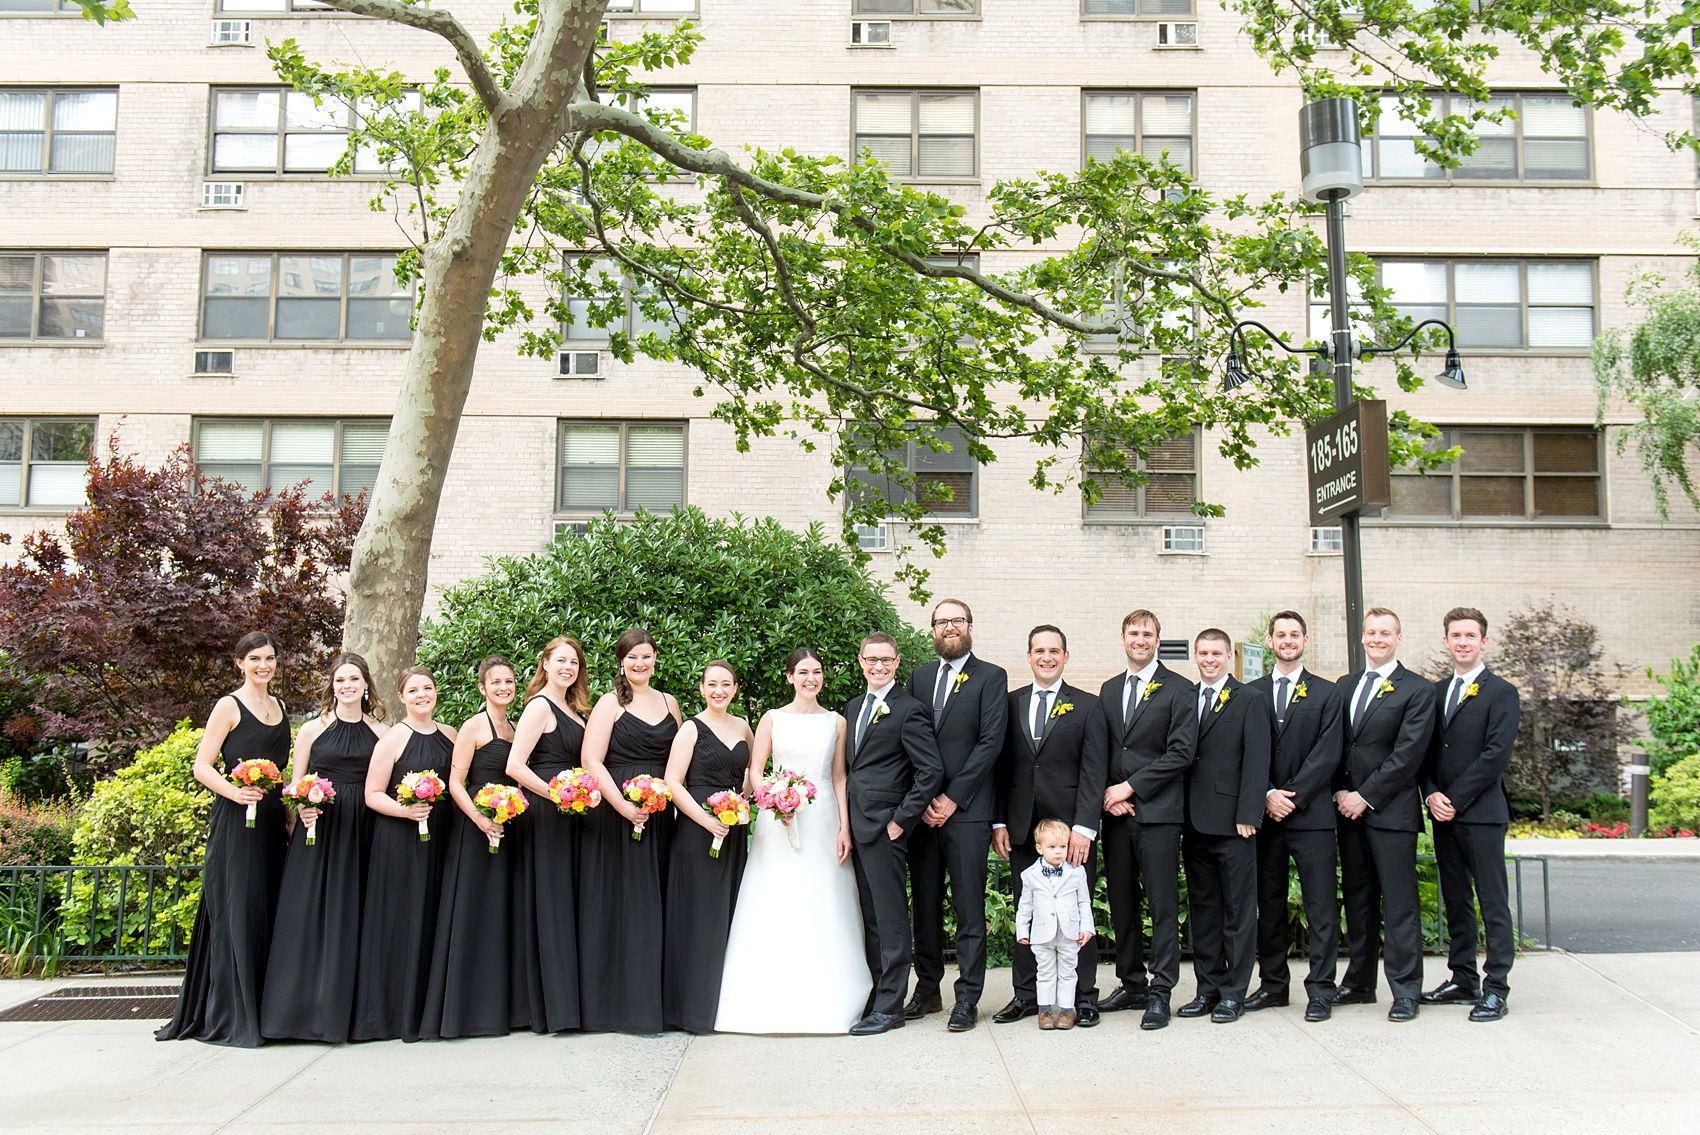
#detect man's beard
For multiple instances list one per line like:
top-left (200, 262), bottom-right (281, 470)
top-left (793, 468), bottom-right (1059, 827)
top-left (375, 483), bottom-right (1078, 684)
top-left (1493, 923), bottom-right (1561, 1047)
top-left (935, 631), bottom-right (972, 661)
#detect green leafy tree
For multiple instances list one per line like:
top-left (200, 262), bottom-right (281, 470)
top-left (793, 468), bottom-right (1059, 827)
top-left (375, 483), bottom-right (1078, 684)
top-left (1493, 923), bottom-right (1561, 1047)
top-left (1641, 644), bottom-right (1700, 777)
top-left (1648, 754), bottom-right (1700, 835)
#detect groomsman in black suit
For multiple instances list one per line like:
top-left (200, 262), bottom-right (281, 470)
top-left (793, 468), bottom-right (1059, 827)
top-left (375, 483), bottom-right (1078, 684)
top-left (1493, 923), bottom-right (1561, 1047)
top-left (903, 599), bottom-right (1008, 1032)
top-left (845, 632), bottom-right (945, 1036)
top-left (990, 624), bottom-right (1109, 1028)
top-left (1333, 607), bottom-right (1437, 1023)
top-left (1421, 606), bottom-right (1520, 1022)
top-left (1098, 609), bottom-right (1197, 1030)
top-left (1177, 628), bottom-right (1271, 1023)
top-left (1244, 610), bottom-right (1345, 1022)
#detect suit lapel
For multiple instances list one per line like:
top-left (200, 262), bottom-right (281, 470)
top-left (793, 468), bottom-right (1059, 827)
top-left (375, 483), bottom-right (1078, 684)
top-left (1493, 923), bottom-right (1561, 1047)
top-left (1123, 667), bottom-right (1159, 740)
top-left (848, 693), bottom-right (866, 763)
top-left (1197, 678), bottom-right (1232, 740)
top-left (1352, 663), bottom-right (1402, 737)
top-left (1018, 686), bottom-right (1039, 756)
top-left (1273, 668), bottom-right (1304, 739)
top-left (1038, 682), bottom-right (1067, 749)
top-left (937, 656), bottom-right (973, 729)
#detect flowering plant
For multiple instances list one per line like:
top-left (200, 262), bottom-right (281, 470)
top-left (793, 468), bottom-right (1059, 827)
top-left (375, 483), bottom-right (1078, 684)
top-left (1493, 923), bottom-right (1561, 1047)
top-left (281, 775), bottom-right (336, 845)
top-left (547, 767), bottom-right (602, 815)
top-left (473, 782), bottom-right (528, 853)
top-left (396, 770), bottom-right (447, 841)
top-left (702, 790), bottom-right (751, 858)
top-left (622, 774), bottom-right (672, 840)
top-left (228, 759), bottom-right (283, 828)
top-left (755, 769), bottom-right (817, 850)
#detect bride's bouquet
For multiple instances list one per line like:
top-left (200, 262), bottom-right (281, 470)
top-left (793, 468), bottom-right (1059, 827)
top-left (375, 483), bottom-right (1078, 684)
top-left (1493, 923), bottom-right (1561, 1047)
top-left (754, 770), bottom-right (817, 851)
top-left (473, 783), bottom-right (529, 853)
top-left (228, 759), bottom-right (283, 828)
top-left (396, 771), bottom-right (446, 841)
top-left (701, 790), bottom-right (751, 859)
top-left (280, 774), bottom-right (336, 845)
top-left (621, 775), bottom-right (671, 840)
top-left (547, 767), bottom-right (602, 815)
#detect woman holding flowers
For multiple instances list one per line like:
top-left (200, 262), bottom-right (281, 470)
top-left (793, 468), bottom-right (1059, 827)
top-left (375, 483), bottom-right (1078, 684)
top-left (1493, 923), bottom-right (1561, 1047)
top-left (661, 660), bottom-right (755, 1034)
top-left (506, 636), bottom-right (594, 1033)
top-left (578, 628), bottom-right (682, 1034)
top-left (157, 632), bottom-right (291, 1048)
top-left (352, 666), bottom-right (457, 1042)
top-left (420, 655), bottom-right (521, 1039)
top-left (260, 651), bottom-right (387, 1044)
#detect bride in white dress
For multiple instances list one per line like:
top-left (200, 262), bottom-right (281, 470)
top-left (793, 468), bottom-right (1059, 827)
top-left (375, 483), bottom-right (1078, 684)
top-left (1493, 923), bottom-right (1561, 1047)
top-left (716, 648), bottom-right (872, 1033)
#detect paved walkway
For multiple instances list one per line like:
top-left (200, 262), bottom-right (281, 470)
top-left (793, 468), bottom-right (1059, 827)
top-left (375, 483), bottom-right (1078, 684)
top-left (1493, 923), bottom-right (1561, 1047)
top-left (1508, 837), bottom-right (1700, 859)
top-left (3, 952), bottom-right (1697, 1134)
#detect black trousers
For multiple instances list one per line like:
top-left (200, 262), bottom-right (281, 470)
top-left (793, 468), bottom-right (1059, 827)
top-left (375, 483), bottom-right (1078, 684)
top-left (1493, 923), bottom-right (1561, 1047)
top-left (910, 818), bottom-right (992, 1005)
top-left (1099, 814), bottom-right (1181, 995)
top-left (1182, 828), bottom-right (1259, 1001)
top-left (1337, 817), bottom-right (1424, 1001)
top-left (1255, 823), bottom-right (1340, 1002)
top-left (852, 830), bottom-right (913, 1016)
top-left (1009, 838), bottom-right (1099, 1006)
top-left (1433, 819), bottom-right (1514, 997)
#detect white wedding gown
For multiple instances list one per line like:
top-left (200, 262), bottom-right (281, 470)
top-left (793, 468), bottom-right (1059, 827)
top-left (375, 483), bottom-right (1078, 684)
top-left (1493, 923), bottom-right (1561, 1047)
top-left (715, 709), bottom-right (872, 1034)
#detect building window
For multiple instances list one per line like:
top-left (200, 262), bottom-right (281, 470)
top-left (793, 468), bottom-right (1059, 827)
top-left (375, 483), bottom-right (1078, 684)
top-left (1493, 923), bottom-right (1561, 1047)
top-left (605, 0), bottom-right (700, 13)
top-left (0, 418), bottom-right (94, 509)
top-left (213, 0), bottom-right (345, 12)
top-left (848, 424), bottom-right (979, 519)
top-left (853, 0), bottom-right (979, 12)
top-left (560, 256), bottom-right (688, 342)
top-left (0, 1), bottom-right (82, 12)
top-left (1083, 0), bottom-right (1195, 14)
top-left (0, 251), bottom-right (106, 342)
top-left (557, 421), bottom-right (686, 514)
top-left (200, 252), bottom-right (414, 342)
top-left (209, 87), bottom-right (419, 176)
top-left (0, 88), bottom-right (117, 176)
top-left (1371, 93), bottom-right (1589, 182)
top-left (1377, 259), bottom-right (1594, 350)
top-left (1387, 427), bottom-right (1602, 522)
top-left (1083, 430), bottom-right (1199, 520)
top-left (194, 418), bottom-right (388, 500)
top-left (853, 90), bottom-right (977, 180)
top-left (1310, 526), bottom-right (1343, 553)
top-left (1082, 91), bottom-right (1194, 174)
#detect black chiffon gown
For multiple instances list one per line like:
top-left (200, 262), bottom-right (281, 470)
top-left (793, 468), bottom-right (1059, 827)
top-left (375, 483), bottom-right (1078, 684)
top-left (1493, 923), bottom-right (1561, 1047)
top-left (578, 708), bottom-right (678, 1034)
top-left (510, 696), bottom-right (585, 1033)
top-left (351, 724), bottom-right (454, 1042)
top-left (662, 720), bottom-right (750, 1034)
top-left (157, 695), bottom-right (289, 1048)
top-left (259, 715), bottom-right (380, 1043)
top-left (420, 711), bottom-right (515, 1040)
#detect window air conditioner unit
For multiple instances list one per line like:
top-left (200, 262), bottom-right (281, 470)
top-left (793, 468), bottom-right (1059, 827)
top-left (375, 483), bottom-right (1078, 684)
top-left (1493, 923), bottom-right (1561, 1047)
top-left (1161, 525), bottom-right (1205, 553)
top-left (855, 523), bottom-right (888, 551)
top-left (558, 351), bottom-right (601, 377)
top-left (210, 19), bottom-right (252, 46)
top-left (851, 20), bottom-right (892, 47)
top-left (554, 520), bottom-right (592, 541)
top-left (1156, 22), bottom-right (1199, 48)
top-left (201, 181), bottom-right (245, 208)
top-left (193, 350), bottom-right (235, 376)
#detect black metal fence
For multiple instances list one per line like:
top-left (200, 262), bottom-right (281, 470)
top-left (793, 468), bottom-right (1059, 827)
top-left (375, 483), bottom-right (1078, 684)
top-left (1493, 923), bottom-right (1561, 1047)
top-left (1, 865), bottom-right (203, 967)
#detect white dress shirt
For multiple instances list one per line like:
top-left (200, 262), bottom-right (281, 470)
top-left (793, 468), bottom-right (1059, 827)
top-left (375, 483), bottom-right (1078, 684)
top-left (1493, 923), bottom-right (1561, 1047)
top-left (1122, 658), bottom-right (1160, 719)
top-left (994, 677), bottom-right (1095, 841)
top-left (1349, 658), bottom-right (1400, 727)
top-left (1443, 663), bottom-right (1486, 720)
top-left (1197, 679), bottom-right (1225, 722)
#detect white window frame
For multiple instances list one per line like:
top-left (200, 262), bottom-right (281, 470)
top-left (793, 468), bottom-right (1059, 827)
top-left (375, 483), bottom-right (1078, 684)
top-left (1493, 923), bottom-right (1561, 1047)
top-left (0, 417), bottom-right (96, 511)
top-left (556, 420), bottom-right (689, 516)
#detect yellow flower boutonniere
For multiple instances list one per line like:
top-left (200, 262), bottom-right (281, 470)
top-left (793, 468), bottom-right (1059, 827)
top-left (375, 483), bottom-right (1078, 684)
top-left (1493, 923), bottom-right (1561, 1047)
top-left (1375, 678), bottom-right (1395, 699)
top-left (870, 701), bottom-right (890, 726)
top-left (1051, 701), bottom-right (1075, 719)
top-left (1464, 682), bottom-right (1481, 700)
top-left (1143, 680), bottom-right (1163, 702)
top-left (953, 670), bottom-right (970, 693)
top-left (1214, 687), bottom-right (1231, 712)
top-left (1293, 682), bottom-right (1309, 700)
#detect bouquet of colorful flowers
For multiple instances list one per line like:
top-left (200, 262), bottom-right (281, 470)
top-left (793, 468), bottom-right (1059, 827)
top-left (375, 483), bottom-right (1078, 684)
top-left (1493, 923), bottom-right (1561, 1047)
top-left (228, 759), bottom-right (283, 828)
top-left (621, 774), bottom-right (671, 840)
top-left (702, 790), bottom-right (751, 858)
top-left (547, 767), bottom-right (602, 815)
top-left (396, 770), bottom-right (447, 841)
top-left (281, 774), bottom-right (336, 845)
top-left (754, 769), bottom-right (817, 850)
top-left (473, 782), bottom-right (529, 853)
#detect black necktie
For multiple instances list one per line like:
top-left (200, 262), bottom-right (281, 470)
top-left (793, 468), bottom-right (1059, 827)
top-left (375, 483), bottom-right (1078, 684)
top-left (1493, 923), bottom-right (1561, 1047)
top-left (856, 694), bottom-right (876, 750)
top-left (1352, 674), bottom-right (1377, 727)
top-left (1276, 676), bottom-right (1291, 721)
top-left (933, 664), bottom-right (951, 724)
top-left (1032, 690), bottom-right (1050, 742)
top-left (1199, 686), bottom-right (1213, 725)
top-left (1446, 677), bottom-right (1464, 723)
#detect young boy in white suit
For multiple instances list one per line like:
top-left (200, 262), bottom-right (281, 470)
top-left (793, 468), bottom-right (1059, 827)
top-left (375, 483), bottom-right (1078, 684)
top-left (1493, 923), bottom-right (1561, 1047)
top-left (1016, 818), bottom-right (1096, 1030)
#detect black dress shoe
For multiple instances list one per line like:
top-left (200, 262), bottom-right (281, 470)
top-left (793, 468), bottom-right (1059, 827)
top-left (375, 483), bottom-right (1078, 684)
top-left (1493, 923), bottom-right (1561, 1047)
top-left (849, 1011), bottom-right (905, 1036)
top-left (1303, 998), bottom-right (1332, 1022)
top-left (1420, 979), bottom-right (1479, 1005)
top-left (1176, 993), bottom-right (1219, 1018)
top-left (1210, 999), bottom-right (1244, 1023)
top-left (1468, 993), bottom-right (1508, 1022)
top-left (1331, 986), bottom-right (1377, 1005)
top-left (1387, 997), bottom-right (1419, 1022)
top-left (903, 991), bottom-right (943, 1020)
top-left (1244, 987), bottom-right (1289, 1012)
top-left (1140, 995), bottom-right (1171, 1030)
top-left (992, 997), bottom-right (1039, 1024)
top-left (1073, 1004), bottom-right (1101, 1028)
top-left (1098, 986), bottom-right (1149, 1013)
top-left (947, 1002), bottom-right (977, 1032)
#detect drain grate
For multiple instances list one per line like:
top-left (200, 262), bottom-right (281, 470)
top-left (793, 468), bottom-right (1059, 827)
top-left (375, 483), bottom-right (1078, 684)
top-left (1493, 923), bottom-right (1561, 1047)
top-left (0, 985), bottom-right (180, 1022)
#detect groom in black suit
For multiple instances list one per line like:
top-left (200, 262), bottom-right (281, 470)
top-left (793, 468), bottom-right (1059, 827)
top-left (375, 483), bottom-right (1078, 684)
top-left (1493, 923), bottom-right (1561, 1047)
top-left (845, 631), bottom-right (944, 1036)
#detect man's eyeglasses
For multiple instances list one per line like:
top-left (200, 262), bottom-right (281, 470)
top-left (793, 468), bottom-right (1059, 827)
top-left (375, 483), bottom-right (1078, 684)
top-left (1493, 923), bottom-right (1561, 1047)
top-left (859, 655), bottom-right (898, 667)
top-left (932, 617), bottom-right (969, 629)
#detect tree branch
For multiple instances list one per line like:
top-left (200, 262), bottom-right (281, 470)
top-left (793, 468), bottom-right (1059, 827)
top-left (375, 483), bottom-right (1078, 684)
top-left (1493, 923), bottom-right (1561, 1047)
top-left (315, 0), bottom-right (506, 116)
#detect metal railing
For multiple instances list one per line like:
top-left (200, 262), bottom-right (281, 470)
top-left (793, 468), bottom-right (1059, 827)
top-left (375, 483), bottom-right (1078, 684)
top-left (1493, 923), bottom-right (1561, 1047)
top-left (1, 865), bottom-right (203, 965)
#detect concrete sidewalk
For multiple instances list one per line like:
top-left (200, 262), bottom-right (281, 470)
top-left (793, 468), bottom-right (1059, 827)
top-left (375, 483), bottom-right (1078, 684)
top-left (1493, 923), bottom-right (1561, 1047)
top-left (2, 952), bottom-right (1697, 1134)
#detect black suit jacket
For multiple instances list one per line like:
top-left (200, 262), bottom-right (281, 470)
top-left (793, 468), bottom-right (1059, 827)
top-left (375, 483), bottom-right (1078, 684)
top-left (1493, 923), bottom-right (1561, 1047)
top-left (905, 654), bottom-right (1009, 824)
top-left (993, 682), bottom-right (1109, 844)
top-left (1422, 668), bottom-right (1520, 825)
top-left (1334, 662), bottom-right (1437, 833)
top-left (1185, 677), bottom-right (1273, 836)
top-left (844, 685), bottom-right (945, 844)
top-left (1245, 668), bottom-right (1345, 831)
top-left (1098, 663), bottom-right (1197, 825)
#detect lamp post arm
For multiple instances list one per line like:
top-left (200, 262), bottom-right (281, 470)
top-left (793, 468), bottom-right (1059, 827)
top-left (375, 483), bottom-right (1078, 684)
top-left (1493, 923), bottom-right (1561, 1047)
top-left (1359, 318), bottom-right (1456, 360)
top-left (1230, 319), bottom-right (1329, 358)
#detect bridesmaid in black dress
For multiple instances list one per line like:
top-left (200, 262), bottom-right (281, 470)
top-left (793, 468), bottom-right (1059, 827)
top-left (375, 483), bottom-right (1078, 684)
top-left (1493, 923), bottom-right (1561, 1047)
top-left (259, 650), bottom-right (386, 1043)
top-left (579, 627), bottom-right (682, 1034)
top-left (506, 636), bottom-right (594, 1033)
top-left (352, 666), bottom-right (457, 1042)
top-left (158, 632), bottom-right (290, 1048)
top-left (662, 660), bottom-right (755, 1034)
top-left (420, 655), bottom-right (519, 1040)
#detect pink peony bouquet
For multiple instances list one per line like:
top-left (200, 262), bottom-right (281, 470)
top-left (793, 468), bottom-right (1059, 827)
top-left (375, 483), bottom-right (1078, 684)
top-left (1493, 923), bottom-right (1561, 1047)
top-left (396, 770), bottom-right (447, 841)
top-left (547, 767), bottom-right (603, 815)
top-left (701, 790), bottom-right (751, 859)
top-left (281, 775), bottom-right (336, 845)
top-left (621, 775), bottom-right (671, 840)
top-left (754, 770), bottom-right (817, 850)
top-left (228, 759), bottom-right (283, 828)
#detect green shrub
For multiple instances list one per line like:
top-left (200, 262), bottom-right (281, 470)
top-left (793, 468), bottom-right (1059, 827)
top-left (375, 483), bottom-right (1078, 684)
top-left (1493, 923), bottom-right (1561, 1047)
top-left (1644, 645), bottom-right (1700, 776)
top-left (1649, 754), bottom-right (1700, 834)
top-left (0, 791), bottom-right (74, 866)
top-left (419, 508), bottom-right (932, 722)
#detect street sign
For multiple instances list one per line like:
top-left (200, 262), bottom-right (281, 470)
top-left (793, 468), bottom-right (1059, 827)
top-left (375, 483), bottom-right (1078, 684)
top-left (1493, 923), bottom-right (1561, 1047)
top-left (1305, 399), bottom-right (1389, 526)
top-left (1237, 642), bottom-right (1266, 681)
